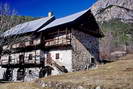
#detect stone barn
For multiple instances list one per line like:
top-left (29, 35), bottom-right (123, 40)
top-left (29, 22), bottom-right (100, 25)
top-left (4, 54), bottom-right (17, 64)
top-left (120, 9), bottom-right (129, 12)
top-left (0, 8), bottom-right (103, 82)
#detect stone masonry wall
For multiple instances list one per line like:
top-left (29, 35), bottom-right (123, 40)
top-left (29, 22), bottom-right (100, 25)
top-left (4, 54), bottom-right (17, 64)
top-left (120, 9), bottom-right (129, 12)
top-left (0, 67), bottom-right (40, 81)
top-left (71, 29), bottom-right (100, 71)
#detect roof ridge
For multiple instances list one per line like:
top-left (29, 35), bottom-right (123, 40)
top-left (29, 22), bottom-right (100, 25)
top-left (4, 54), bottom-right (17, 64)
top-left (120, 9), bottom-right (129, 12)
top-left (39, 8), bottom-right (90, 32)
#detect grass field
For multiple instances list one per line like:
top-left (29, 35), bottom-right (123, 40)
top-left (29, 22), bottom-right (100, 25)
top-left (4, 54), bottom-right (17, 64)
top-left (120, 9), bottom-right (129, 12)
top-left (0, 54), bottom-right (133, 89)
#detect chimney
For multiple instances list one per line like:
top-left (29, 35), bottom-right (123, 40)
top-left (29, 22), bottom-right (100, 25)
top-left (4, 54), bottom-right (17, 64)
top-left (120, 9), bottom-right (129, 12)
top-left (48, 12), bottom-right (53, 17)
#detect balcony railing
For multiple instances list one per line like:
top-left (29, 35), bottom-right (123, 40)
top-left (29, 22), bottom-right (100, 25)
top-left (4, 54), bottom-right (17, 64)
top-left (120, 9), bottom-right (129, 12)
top-left (45, 37), bottom-right (71, 47)
top-left (0, 58), bottom-right (41, 66)
top-left (3, 39), bottom-right (41, 51)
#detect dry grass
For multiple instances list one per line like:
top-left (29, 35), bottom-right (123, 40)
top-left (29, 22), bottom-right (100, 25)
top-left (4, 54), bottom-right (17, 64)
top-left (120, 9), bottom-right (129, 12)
top-left (41, 54), bottom-right (133, 88)
top-left (0, 54), bottom-right (133, 89)
top-left (0, 82), bottom-right (50, 89)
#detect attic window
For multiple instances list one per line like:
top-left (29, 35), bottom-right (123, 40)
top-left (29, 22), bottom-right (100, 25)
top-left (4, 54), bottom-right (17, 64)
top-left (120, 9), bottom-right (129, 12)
top-left (55, 53), bottom-right (59, 59)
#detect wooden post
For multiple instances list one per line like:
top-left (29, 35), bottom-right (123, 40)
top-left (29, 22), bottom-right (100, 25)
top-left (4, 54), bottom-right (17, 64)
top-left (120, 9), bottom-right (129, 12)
top-left (65, 28), bottom-right (67, 44)
top-left (70, 28), bottom-right (72, 45)
top-left (58, 29), bottom-right (60, 45)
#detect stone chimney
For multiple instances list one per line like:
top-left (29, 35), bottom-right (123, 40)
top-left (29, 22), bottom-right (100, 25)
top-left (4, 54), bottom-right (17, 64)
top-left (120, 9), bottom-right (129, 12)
top-left (48, 12), bottom-right (53, 17)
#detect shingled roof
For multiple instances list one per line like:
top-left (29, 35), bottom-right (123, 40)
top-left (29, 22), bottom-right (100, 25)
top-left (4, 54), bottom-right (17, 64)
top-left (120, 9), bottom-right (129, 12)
top-left (3, 16), bottom-right (54, 37)
top-left (39, 9), bottom-right (90, 32)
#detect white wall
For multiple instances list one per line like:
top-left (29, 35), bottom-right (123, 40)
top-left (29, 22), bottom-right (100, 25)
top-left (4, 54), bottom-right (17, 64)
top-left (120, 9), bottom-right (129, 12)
top-left (0, 67), bottom-right (6, 79)
top-left (46, 49), bottom-right (72, 75)
top-left (12, 68), bottom-right (18, 81)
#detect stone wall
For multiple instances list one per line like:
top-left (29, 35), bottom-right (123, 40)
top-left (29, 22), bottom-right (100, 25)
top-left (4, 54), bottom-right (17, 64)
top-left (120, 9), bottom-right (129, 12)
top-left (0, 67), bottom-right (40, 81)
top-left (24, 68), bottom-right (40, 82)
top-left (71, 29), bottom-right (100, 71)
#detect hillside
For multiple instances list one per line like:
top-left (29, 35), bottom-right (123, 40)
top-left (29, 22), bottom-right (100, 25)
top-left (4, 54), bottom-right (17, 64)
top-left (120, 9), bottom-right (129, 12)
top-left (90, 0), bottom-right (133, 59)
top-left (98, 19), bottom-right (133, 59)
top-left (0, 54), bottom-right (133, 89)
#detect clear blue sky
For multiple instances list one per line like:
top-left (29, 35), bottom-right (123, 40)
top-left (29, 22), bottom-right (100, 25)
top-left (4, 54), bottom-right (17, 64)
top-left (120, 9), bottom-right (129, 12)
top-left (1, 0), bottom-right (96, 18)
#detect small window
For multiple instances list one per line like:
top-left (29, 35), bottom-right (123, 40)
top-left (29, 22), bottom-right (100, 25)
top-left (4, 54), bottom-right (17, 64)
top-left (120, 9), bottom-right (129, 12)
top-left (8, 56), bottom-right (12, 63)
top-left (19, 55), bottom-right (24, 64)
top-left (55, 53), bottom-right (59, 59)
top-left (29, 54), bottom-right (33, 60)
top-left (17, 68), bottom-right (25, 80)
top-left (91, 57), bottom-right (95, 64)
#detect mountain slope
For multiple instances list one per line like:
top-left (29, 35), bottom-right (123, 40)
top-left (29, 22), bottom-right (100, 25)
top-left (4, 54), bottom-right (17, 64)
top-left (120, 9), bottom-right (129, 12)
top-left (91, 0), bottom-right (133, 23)
top-left (90, 0), bottom-right (133, 59)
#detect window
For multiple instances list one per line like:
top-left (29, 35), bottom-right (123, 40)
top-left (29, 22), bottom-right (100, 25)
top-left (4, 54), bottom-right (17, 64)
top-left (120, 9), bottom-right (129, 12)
top-left (29, 54), bottom-right (33, 60)
top-left (19, 55), bottom-right (24, 64)
top-left (8, 56), bottom-right (12, 63)
top-left (17, 68), bottom-right (25, 80)
top-left (91, 57), bottom-right (95, 64)
top-left (55, 53), bottom-right (59, 59)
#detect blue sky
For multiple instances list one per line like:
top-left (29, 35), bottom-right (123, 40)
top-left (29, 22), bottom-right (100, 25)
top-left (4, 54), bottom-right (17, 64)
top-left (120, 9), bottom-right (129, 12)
top-left (1, 0), bottom-right (96, 18)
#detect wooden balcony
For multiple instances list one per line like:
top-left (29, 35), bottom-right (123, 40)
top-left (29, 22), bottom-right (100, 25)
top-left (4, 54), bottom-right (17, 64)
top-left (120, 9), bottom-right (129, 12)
top-left (2, 39), bottom-right (41, 51)
top-left (45, 37), bottom-right (71, 47)
top-left (0, 58), bottom-right (42, 68)
top-left (15, 40), bottom-right (39, 49)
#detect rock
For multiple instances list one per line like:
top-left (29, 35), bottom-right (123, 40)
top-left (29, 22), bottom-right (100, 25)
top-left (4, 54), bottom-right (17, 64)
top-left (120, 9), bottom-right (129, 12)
top-left (111, 51), bottom-right (127, 58)
top-left (91, 0), bottom-right (133, 23)
top-left (95, 86), bottom-right (102, 89)
top-left (77, 86), bottom-right (84, 89)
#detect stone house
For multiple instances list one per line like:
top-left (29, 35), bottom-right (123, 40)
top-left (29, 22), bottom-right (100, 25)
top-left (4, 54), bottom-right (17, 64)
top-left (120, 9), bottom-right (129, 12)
top-left (0, 8), bottom-right (103, 81)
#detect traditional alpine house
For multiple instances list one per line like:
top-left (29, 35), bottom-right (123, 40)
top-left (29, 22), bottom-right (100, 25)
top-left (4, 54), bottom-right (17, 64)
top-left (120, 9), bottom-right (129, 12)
top-left (0, 8), bottom-right (103, 81)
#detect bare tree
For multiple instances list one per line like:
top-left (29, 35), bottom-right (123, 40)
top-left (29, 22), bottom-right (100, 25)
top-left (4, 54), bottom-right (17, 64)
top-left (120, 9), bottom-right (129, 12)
top-left (0, 3), bottom-right (32, 57)
top-left (0, 3), bottom-right (17, 34)
top-left (0, 3), bottom-right (35, 46)
top-left (0, 3), bottom-right (16, 55)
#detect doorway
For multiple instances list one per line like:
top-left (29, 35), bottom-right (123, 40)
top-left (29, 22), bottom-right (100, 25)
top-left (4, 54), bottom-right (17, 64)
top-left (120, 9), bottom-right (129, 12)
top-left (17, 68), bottom-right (25, 81)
